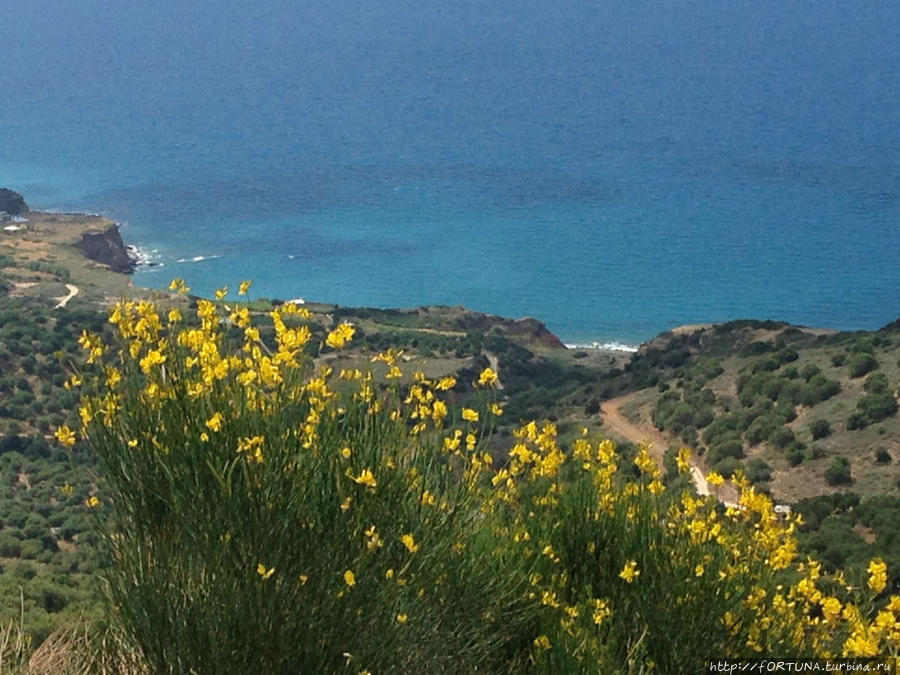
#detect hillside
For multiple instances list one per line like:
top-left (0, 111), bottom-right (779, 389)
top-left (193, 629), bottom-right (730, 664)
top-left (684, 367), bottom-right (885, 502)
top-left (2, 198), bottom-right (900, 656)
top-left (603, 320), bottom-right (900, 502)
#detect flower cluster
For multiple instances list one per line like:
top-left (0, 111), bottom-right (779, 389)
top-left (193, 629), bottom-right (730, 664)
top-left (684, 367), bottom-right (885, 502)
top-left (58, 283), bottom-right (900, 672)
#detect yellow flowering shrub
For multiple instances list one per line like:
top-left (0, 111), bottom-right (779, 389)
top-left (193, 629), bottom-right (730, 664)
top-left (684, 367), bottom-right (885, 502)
top-left (67, 288), bottom-right (899, 673)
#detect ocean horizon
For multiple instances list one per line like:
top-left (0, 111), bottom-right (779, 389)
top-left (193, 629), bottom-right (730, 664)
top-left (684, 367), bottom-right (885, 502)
top-left (3, 1), bottom-right (899, 345)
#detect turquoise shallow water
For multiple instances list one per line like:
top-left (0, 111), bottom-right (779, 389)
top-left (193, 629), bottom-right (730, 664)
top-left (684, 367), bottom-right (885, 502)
top-left (2, 1), bottom-right (899, 344)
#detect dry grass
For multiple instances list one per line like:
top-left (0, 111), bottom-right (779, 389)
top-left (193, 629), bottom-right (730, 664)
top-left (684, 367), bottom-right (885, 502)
top-left (1, 620), bottom-right (147, 675)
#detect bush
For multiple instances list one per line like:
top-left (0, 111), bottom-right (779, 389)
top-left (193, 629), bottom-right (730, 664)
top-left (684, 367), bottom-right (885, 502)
top-left (810, 419), bottom-right (831, 440)
top-left (745, 459), bottom-right (773, 484)
top-left (61, 294), bottom-right (898, 670)
top-left (847, 413), bottom-right (869, 431)
top-left (825, 457), bottom-right (852, 486)
top-left (831, 353), bottom-right (846, 367)
top-left (857, 393), bottom-right (898, 423)
top-left (786, 449), bottom-right (805, 467)
top-left (0, 532), bottom-right (22, 557)
top-left (706, 435), bottom-right (745, 465)
top-left (848, 353), bottom-right (878, 378)
top-left (875, 449), bottom-right (892, 464)
top-left (800, 364), bottom-right (821, 381)
top-left (864, 373), bottom-right (890, 394)
top-left (770, 427), bottom-right (795, 450)
top-left (713, 456), bottom-right (742, 478)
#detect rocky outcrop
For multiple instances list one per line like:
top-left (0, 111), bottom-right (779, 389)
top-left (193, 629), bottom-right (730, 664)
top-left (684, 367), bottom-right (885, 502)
top-left (75, 224), bottom-right (137, 274)
top-left (452, 311), bottom-right (565, 348)
top-left (0, 188), bottom-right (28, 215)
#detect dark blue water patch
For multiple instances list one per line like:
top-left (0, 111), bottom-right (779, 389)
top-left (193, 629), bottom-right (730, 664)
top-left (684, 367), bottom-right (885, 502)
top-left (74, 164), bottom-right (619, 225)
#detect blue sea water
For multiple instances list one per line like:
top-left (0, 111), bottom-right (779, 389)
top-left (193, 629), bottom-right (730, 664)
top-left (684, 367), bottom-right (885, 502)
top-left (2, 0), bottom-right (899, 345)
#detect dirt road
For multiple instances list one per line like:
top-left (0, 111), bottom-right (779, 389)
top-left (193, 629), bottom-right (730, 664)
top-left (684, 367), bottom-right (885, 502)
top-left (54, 284), bottom-right (79, 309)
top-left (599, 393), bottom-right (668, 462)
top-left (600, 393), bottom-right (738, 507)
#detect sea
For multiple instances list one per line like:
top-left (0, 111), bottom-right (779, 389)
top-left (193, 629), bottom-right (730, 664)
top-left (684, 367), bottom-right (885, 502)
top-left (2, 0), bottom-right (899, 348)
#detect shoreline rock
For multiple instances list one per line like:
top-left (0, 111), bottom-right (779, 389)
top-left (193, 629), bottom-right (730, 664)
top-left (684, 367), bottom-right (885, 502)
top-left (74, 224), bottom-right (138, 274)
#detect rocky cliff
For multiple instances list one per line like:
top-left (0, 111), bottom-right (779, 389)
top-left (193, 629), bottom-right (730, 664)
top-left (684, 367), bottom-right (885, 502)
top-left (75, 224), bottom-right (137, 274)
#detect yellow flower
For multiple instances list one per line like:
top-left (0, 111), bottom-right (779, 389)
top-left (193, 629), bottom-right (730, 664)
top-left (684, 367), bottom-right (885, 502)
top-left (257, 563), bottom-right (275, 580)
top-left (887, 595), bottom-right (900, 613)
top-left (401, 533), bottom-right (419, 553)
top-left (619, 560), bottom-right (640, 583)
top-left (214, 286), bottom-right (228, 300)
top-left (139, 349), bottom-right (167, 374)
top-left (488, 403), bottom-right (503, 416)
top-left (238, 280), bottom-right (252, 295)
top-left (695, 564), bottom-right (705, 577)
top-left (592, 599), bottom-right (611, 625)
top-left (706, 471), bottom-right (725, 486)
top-left (63, 375), bottom-right (82, 390)
top-left (395, 613), bottom-right (408, 624)
top-left (340, 497), bottom-right (352, 511)
top-left (533, 635), bottom-right (551, 650)
top-left (85, 495), bottom-right (101, 508)
top-left (326, 322), bottom-right (356, 349)
top-left (55, 426), bottom-right (77, 447)
top-left (431, 400), bottom-right (448, 424)
top-left (867, 558), bottom-right (888, 594)
top-left (477, 367), bottom-right (498, 387)
top-left (676, 447), bottom-right (692, 474)
top-left (344, 569), bottom-right (356, 587)
top-left (168, 278), bottom-right (190, 295)
top-left (350, 469), bottom-right (377, 489)
top-left (341, 447), bottom-right (352, 459)
top-left (60, 483), bottom-right (74, 497)
top-left (436, 376), bottom-right (456, 391)
top-left (633, 446), bottom-right (658, 477)
top-left (461, 408), bottom-right (479, 423)
top-left (821, 596), bottom-right (841, 623)
top-left (205, 412), bottom-right (224, 432)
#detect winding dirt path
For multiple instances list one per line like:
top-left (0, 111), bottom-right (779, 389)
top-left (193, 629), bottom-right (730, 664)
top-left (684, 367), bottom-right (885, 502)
top-left (600, 393), bottom-right (738, 507)
top-left (600, 393), bottom-right (668, 463)
top-left (54, 283), bottom-right (79, 309)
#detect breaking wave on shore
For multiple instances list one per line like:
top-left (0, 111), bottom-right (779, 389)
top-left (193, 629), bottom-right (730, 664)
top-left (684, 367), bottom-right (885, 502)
top-left (564, 341), bottom-right (639, 353)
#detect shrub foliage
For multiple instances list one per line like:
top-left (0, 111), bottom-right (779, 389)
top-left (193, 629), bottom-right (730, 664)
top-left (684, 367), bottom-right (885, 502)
top-left (56, 286), bottom-right (900, 671)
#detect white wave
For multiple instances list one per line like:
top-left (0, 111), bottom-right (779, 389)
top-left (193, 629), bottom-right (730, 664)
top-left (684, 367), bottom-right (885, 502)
top-left (126, 245), bottom-right (163, 267)
top-left (564, 341), bottom-right (639, 353)
top-left (176, 254), bottom-right (222, 264)
top-left (42, 209), bottom-right (103, 217)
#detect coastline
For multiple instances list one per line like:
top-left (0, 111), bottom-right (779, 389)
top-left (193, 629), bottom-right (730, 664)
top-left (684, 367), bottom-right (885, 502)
top-left (1, 202), bottom-right (858, 353)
